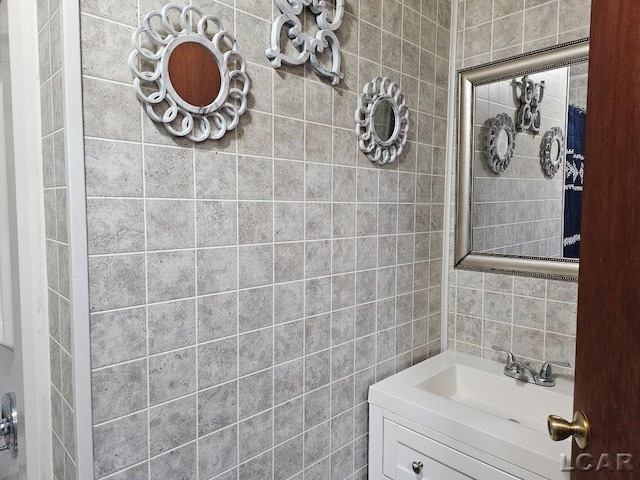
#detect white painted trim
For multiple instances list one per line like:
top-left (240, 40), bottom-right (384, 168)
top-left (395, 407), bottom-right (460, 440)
top-left (0, 44), bottom-right (15, 351)
top-left (441, 0), bottom-right (459, 353)
top-left (60, 0), bottom-right (94, 476)
top-left (368, 404), bottom-right (384, 479)
top-left (6, 0), bottom-right (52, 477)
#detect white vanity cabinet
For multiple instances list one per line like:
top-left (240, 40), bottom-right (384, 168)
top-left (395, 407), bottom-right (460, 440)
top-left (368, 351), bottom-right (573, 480)
top-left (371, 408), bottom-right (523, 480)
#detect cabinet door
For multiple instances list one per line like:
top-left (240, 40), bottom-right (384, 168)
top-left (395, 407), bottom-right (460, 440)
top-left (384, 420), bottom-right (519, 480)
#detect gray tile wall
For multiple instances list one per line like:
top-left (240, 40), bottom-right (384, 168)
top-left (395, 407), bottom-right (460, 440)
top-left (448, 0), bottom-right (591, 371)
top-left (38, 0), bottom-right (77, 477)
top-left (81, 0), bottom-right (451, 478)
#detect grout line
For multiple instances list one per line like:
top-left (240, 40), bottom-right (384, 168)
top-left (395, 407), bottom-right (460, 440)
top-left (192, 72), bottom-right (200, 478)
top-left (351, 3), bottom-right (361, 468)
top-left (489, 0), bottom-right (495, 60)
top-left (81, 11), bottom-right (137, 29)
top-left (271, 29), bottom-right (277, 474)
top-left (543, 279), bottom-right (548, 361)
top-left (328, 26), bottom-right (335, 470)
top-left (140, 46), bottom-right (152, 480)
top-left (301, 52), bottom-right (308, 479)
top-left (234, 1), bottom-right (241, 473)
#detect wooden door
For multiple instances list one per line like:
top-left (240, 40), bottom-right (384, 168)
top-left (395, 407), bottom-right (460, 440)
top-left (572, 0), bottom-right (640, 476)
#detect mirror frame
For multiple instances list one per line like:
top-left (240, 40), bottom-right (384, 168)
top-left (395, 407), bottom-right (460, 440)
top-left (455, 39), bottom-right (589, 281)
top-left (355, 77), bottom-right (410, 166)
top-left (129, 4), bottom-right (250, 142)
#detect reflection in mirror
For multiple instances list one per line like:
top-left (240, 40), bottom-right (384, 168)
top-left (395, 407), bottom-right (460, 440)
top-left (372, 99), bottom-right (396, 143)
top-left (551, 138), bottom-right (560, 162)
top-left (563, 63), bottom-right (587, 259)
top-left (485, 113), bottom-right (516, 175)
top-left (540, 126), bottom-right (564, 178)
top-left (455, 40), bottom-right (589, 280)
top-left (167, 41), bottom-right (222, 107)
top-left (471, 62), bottom-right (588, 260)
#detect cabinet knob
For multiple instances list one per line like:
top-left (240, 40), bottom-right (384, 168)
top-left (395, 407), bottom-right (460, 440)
top-left (411, 461), bottom-right (424, 474)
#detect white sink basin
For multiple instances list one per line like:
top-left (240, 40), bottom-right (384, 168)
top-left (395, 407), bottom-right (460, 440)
top-left (369, 350), bottom-right (574, 480)
top-left (416, 364), bottom-right (572, 434)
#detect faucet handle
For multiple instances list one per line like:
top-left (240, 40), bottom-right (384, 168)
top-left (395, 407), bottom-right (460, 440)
top-left (540, 360), bottom-right (571, 379)
top-left (491, 345), bottom-right (516, 368)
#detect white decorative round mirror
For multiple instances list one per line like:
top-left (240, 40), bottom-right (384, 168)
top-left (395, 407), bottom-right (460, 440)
top-left (355, 77), bottom-right (409, 165)
top-left (485, 113), bottom-right (516, 175)
top-left (540, 126), bottom-right (565, 178)
top-left (129, 3), bottom-right (250, 142)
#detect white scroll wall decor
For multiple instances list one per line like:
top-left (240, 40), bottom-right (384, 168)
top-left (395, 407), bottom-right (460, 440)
top-left (266, 0), bottom-right (344, 85)
top-left (355, 77), bottom-right (409, 165)
top-left (129, 4), bottom-right (250, 142)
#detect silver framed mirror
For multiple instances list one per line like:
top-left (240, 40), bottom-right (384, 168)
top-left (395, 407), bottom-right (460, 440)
top-left (455, 39), bottom-right (589, 281)
top-left (355, 77), bottom-right (409, 165)
top-left (485, 113), bottom-right (516, 175)
top-left (129, 3), bottom-right (250, 142)
top-left (540, 127), bottom-right (565, 178)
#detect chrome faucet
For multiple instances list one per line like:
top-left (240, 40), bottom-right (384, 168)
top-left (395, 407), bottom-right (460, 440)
top-left (515, 361), bottom-right (538, 383)
top-left (491, 346), bottom-right (570, 387)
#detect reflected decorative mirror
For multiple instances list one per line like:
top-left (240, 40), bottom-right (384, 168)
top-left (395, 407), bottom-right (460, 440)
top-left (540, 127), bottom-right (565, 178)
top-left (356, 77), bottom-right (409, 165)
top-left (485, 113), bottom-right (516, 175)
top-left (129, 4), bottom-right (250, 142)
top-left (455, 39), bottom-right (589, 280)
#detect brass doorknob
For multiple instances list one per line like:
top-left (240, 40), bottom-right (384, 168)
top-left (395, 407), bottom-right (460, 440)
top-left (547, 410), bottom-right (590, 449)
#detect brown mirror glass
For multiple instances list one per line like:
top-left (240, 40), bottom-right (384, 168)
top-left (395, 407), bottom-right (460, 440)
top-left (167, 42), bottom-right (222, 107)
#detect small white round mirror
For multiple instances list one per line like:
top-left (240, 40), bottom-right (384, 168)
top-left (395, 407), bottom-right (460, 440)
top-left (356, 77), bottom-right (410, 165)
